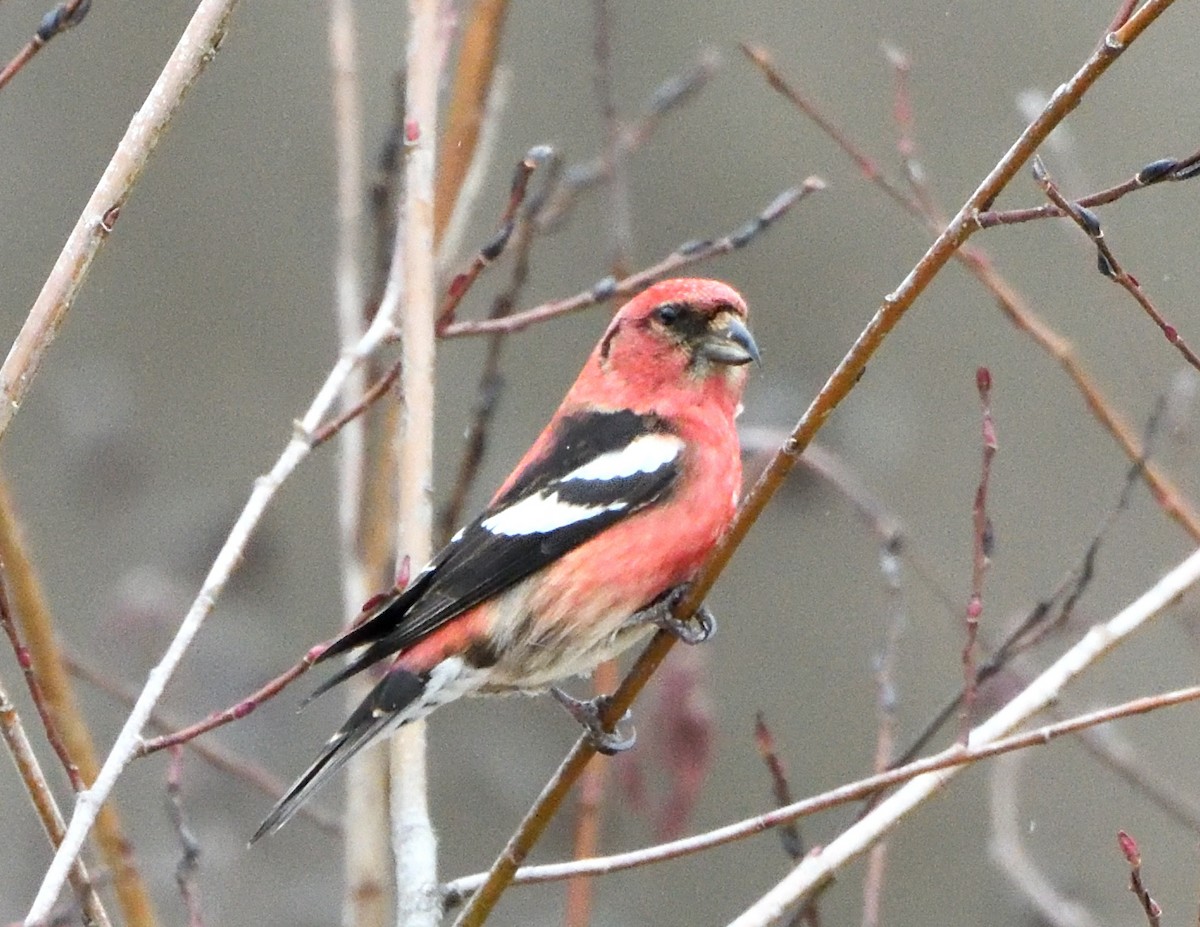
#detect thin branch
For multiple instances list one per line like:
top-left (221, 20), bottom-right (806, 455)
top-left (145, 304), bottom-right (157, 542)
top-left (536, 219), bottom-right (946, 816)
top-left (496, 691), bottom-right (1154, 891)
top-left (165, 750), bottom-right (204, 927)
top-left (897, 397), bottom-right (1161, 764)
top-left (536, 49), bottom-right (721, 231)
top-left (961, 368), bottom-right (997, 741)
top-left (439, 145), bottom-right (559, 542)
top-left (443, 680), bottom-right (1200, 902)
top-left (0, 473), bottom-right (158, 927)
top-left (0, 0), bottom-right (91, 92)
top-left (1032, 155), bottom-right (1200, 372)
top-left (0, 674), bottom-right (111, 927)
top-left (976, 149), bottom-right (1200, 228)
top-left (1118, 831), bottom-right (1163, 927)
top-left (391, 1), bottom-right (445, 924)
top-left (63, 650), bottom-right (340, 835)
top-left (433, 0), bottom-right (511, 243)
top-left (441, 181), bottom-right (823, 339)
top-left (137, 644), bottom-right (327, 755)
top-left (731, 516), bottom-right (1194, 921)
top-left (25, 141), bottom-right (412, 927)
top-left (0, 0), bottom-right (242, 445)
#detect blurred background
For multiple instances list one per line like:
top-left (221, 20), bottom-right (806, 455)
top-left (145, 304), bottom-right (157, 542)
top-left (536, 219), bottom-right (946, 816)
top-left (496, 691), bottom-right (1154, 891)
top-left (2, 1), bottom-right (1200, 925)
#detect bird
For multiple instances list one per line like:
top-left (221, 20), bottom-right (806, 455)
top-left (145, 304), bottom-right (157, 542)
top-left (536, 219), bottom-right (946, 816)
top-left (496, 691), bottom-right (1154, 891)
top-left (252, 277), bottom-right (758, 841)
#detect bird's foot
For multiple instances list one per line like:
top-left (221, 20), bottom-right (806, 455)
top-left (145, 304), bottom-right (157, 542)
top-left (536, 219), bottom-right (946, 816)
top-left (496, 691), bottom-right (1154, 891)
top-left (634, 586), bottom-right (717, 645)
top-left (550, 688), bottom-right (636, 754)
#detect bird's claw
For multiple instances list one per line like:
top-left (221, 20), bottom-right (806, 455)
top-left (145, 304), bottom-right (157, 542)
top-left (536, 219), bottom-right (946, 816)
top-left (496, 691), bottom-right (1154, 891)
top-left (550, 688), bottom-right (636, 754)
top-left (654, 602), bottom-right (716, 645)
top-left (641, 587), bottom-right (717, 644)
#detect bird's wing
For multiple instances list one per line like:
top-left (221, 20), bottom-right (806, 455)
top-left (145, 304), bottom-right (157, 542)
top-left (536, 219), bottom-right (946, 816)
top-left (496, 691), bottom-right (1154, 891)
top-left (309, 409), bottom-right (684, 696)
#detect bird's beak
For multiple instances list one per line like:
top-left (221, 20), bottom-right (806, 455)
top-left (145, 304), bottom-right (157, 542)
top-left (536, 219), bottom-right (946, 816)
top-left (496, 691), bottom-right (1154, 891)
top-left (695, 315), bottom-right (761, 366)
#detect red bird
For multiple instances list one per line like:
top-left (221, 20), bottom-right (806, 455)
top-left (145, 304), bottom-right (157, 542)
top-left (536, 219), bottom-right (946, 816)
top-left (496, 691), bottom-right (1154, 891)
top-left (253, 278), bottom-right (758, 840)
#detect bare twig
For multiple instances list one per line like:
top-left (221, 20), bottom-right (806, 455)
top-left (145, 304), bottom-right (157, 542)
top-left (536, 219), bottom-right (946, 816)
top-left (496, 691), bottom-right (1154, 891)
top-left (536, 50), bottom-right (720, 231)
top-left (0, 674), bottom-right (111, 927)
top-left (0, 0), bottom-right (242, 445)
top-left (1032, 155), bottom-right (1200, 372)
top-left (442, 182), bottom-right (823, 339)
top-left (443, 680), bottom-right (1200, 903)
top-left (961, 368), bottom-right (997, 742)
top-left (165, 749), bottom-right (204, 927)
top-left (137, 644), bottom-right (327, 756)
top-left (1118, 831), bottom-right (1163, 927)
top-left (0, 0), bottom-right (91, 92)
top-left (0, 564), bottom-right (80, 790)
top-left (390, 2), bottom-right (445, 924)
top-left (25, 114), bottom-right (414, 927)
top-left (897, 398), bottom-right (1159, 765)
top-left (63, 650), bottom-right (340, 834)
top-left (0, 474), bottom-right (158, 927)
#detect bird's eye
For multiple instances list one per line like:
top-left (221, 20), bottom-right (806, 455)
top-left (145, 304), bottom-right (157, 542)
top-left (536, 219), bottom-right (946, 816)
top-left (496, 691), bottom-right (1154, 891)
top-left (653, 303), bottom-right (683, 326)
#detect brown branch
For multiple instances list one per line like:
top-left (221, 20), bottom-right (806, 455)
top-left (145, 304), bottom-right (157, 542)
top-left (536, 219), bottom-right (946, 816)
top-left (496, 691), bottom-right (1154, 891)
top-left (63, 649), bottom-right (340, 835)
top-left (436, 146), bottom-right (558, 332)
top-left (137, 644), bottom-right (327, 756)
top-left (0, 473), bottom-right (158, 927)
top-left (0, 674), bottom-right (111, 927)
top-left (1118, 831), bottom-right (1163, 927)
top-left (0, 0), bottom-right (91, 92)
top-left (443, 683), bottom-right (1200, 903)
top-left (961, 368), bottom-right (997, 742)
top-left (1033, 156), bottom-right (1200, 372)
top-left (452, 10), bottom-right (1174, 920)
top-left (166, 749), bottom-right (205, 927)
top-left (433, 0), bottom-right (511, 242)
top-left (309, 360), bottom-right (402, 449)
top-left (441, 181), bottom-right (823, 339)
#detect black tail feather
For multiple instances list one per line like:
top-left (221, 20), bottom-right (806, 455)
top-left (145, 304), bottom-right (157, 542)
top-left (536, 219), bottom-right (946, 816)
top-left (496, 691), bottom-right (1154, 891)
top-left (251, 668), bottom-right (427, 842)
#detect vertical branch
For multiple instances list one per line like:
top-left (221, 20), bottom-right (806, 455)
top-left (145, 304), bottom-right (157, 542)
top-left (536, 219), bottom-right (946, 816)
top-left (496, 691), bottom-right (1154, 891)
top-left (434, 0), bottom-right (510, 242)
top-left (0, 474), bottom-right (158, 927)
top-left (326, 3), bottom-right (392, 926)
top-left (961, 368), bottom-right (996, 742)
top-left (0, 673), bottom-right (111, 927)
top-left (392, 1), bottom-right (442, 924)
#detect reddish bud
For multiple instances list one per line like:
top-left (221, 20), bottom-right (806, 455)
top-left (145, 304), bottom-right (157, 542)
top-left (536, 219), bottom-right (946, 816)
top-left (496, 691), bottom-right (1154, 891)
top-left (1164, 325), bottom-right (1178, 342)
top-left (405, 119), bottom-right (420, 143)
top-left (976, 367), bottom-right (991, 393)
top-left (233, 701), bottom-right (254, 719)
top-left (305, 642), bottom-right (328, 663)
top-left (967, 597), bottom-right (983, 620)
top-left (360, 592), bottom-right (389, 614)
top-left (395, 555), bottom-right (412, 591)
top-left (1117, 830), bottom-right (1140, 866)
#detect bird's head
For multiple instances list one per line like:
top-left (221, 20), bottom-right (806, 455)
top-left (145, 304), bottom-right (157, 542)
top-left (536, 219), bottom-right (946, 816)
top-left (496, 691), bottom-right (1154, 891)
top-left (591, 278), bottom-right (759, 409)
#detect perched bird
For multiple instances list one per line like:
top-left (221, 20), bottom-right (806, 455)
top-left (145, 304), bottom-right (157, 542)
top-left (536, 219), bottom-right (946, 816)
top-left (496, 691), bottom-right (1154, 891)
top-left (253, 277), bottom-right (758, 840)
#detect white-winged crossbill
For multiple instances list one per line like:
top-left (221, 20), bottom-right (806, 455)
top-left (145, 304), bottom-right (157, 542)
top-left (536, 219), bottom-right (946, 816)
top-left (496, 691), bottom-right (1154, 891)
top-left (253, 277), bottom-right (757, 840)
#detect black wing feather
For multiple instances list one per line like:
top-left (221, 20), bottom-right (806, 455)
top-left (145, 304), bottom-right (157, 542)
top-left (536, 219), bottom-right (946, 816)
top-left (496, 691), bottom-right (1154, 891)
top-left (309, 409), bottom-right (680, 697)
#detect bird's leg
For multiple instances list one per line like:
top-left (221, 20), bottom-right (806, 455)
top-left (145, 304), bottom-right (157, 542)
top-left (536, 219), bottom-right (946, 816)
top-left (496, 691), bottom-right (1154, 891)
top-left (630, 585), bottom-right (717, 645)
top-left (549, 687), bottom-right (636, 754)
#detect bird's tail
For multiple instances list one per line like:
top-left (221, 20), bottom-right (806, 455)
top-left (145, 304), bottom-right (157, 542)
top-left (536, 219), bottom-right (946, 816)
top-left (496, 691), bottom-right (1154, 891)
top-left (250, 668), bottom-right (426, 842)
